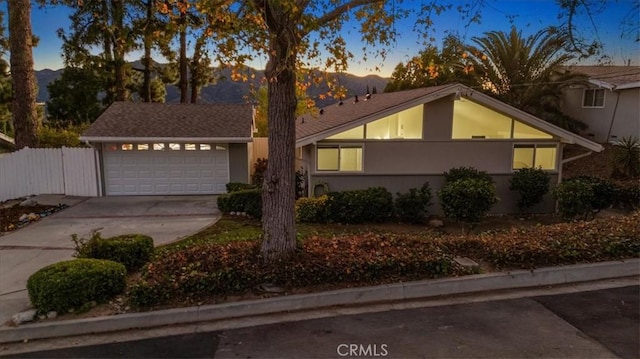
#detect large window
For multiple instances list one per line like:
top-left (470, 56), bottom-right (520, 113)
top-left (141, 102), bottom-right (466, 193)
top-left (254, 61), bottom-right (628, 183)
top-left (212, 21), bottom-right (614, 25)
top-left (325, 105), bottom-right (423, 140)
top-left (366, 105), bottom-right (423, 139)
top-left (317, 146), bottom-right (362, 172)
top-left (453, 98), bottom-right (553, 139)
top-left (513, 144), bottom-right (557, 170)
top-left (583, 89), bottom-right (605, 107)
top-left (453, 98), bottom-right (512, 139)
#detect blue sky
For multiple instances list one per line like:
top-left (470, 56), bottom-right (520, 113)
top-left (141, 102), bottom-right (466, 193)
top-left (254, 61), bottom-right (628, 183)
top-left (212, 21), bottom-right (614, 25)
top-left (18, 0), bottom-right (640, 77)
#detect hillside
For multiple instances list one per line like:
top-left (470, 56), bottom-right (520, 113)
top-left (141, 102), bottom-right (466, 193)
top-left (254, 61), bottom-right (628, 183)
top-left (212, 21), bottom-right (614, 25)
top-left (35, 66), bottom-right (388, 107)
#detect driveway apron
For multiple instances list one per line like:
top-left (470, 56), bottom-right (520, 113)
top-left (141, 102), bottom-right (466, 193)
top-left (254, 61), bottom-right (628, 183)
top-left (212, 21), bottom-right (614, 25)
top-left (0, 195), bottom-right (219, 326)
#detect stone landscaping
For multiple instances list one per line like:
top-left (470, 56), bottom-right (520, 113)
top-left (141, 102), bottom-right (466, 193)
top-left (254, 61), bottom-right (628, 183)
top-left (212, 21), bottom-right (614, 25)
top-left (0, 198), bottom-right (68, 233)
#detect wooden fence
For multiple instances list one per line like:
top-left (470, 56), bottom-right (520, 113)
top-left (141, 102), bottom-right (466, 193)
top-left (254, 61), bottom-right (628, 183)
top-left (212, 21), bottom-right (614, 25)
top-left (0, 147), bottom-right (100, 202)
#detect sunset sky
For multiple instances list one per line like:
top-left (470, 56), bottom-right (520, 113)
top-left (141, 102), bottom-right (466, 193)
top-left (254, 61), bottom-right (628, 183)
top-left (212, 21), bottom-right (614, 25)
top-left (15, 0), bottom-right (640, 77)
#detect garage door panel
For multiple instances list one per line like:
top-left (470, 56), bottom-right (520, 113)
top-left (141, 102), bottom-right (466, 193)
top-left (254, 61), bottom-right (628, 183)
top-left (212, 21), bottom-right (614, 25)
top-left (104, 144), bottom-right (230, 195)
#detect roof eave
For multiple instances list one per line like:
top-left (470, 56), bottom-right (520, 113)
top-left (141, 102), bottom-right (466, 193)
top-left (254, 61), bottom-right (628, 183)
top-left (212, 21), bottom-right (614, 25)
top-left (79, 136), bottom-right (253, 143)
top-left (614, 81), bottom-right (640, 90)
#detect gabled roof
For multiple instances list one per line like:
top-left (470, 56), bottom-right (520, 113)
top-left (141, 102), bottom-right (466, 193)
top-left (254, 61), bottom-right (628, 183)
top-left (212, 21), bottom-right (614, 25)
top-left (296, 83), bottom-right (603, 153)
top-left (81, 102), bottom-right (254, 143)
top-left (296, 84), bottom-right (456, 145)
top-left (560, 65), bottom-right (640, 90)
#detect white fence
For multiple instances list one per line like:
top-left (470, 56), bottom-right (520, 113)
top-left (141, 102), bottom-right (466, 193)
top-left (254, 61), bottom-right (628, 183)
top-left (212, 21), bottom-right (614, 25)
top-left (0, 147), bottom-right (100, 202)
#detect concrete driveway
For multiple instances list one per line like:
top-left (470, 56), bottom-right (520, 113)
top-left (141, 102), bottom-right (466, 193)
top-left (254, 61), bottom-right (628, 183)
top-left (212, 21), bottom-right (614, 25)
top-left (0, 195), bottom-right (219, 326)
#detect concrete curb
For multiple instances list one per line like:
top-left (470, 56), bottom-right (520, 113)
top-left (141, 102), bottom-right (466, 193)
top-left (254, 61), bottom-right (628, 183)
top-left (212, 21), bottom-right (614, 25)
top-left (1, 259), bottom-right (638, 344)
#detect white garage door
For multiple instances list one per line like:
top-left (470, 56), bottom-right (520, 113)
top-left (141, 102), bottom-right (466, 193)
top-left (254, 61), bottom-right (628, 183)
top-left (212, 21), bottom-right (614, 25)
top-left (103, 143), bottom-right (229, 195)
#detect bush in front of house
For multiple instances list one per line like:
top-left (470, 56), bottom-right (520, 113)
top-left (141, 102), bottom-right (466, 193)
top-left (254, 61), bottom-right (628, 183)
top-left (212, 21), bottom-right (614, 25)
top-left (395, 182), bottom-right (433, 224)
top-left (27, 259), bottom-right (126, 314)
top-left (443, 166), bottom-right (493, 184)
top-left (554, 176), bottom-right (617, 220)
top-left (74, 232), bottom-right (154, 271)
top-left (251, 158), bottom-right (268, 186)
top-left (129, 234), bottom-right (455, 308)
top-left (509, 167), bottom-right (550, 212)
top-left (226, 182), bottom-right (256, 193)
top-left (217, 188), bottom-right (262, 219)
top-left (325, 187), bottom-right (393, 223)
top-left (295, 195), bottom-right (329, 223)
top-left (437, 178), bottom-right (498, 229)
top-left (613, 181), bottom-right (640, 210)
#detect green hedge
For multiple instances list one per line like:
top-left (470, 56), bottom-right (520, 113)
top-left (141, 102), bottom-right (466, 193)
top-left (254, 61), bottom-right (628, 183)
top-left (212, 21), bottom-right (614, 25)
top-left (325, 187), bottom-right (393, 223)
top-left (27, 259), bottom-right (126, 313)
top-left (395, 183), bottom-right (433, 224)
top-left (295, 195), bottom-right (329, 223)
top-left (76, 234), bottom-right (154, 271)
top-left (226, 182), bottom-right (256, 193)
top-left (217, 188), bottom-right (262, 219)
top-left (443, 166), bottom-right (493, 184)
top-left (438, 178), bottom-right (498, 227)
top-left (509, 167), bottom-right (550, 211)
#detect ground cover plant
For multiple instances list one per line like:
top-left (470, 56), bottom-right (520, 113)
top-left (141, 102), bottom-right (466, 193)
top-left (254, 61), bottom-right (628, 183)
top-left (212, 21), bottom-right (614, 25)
top-left (128, 211), bottom-right (640, 309)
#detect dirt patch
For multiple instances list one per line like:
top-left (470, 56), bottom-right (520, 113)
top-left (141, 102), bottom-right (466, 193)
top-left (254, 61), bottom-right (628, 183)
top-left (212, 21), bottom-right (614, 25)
top-left (0, 204), bottom-right (63, 233)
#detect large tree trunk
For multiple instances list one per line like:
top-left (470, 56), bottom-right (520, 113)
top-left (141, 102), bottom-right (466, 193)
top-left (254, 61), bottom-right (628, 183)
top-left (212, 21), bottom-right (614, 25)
top-left (179, 15), bottom-right (188, 103)
top-left (8, 0), bottom-right (38, 149)
top-left (112, 0), bottom-right (127, 102)
top-left (260, 22), bottom-right (298, 262)
top-left (190, 38), bottom-right (204, 104)
top-left (141, 0), bottom-right (153, 102)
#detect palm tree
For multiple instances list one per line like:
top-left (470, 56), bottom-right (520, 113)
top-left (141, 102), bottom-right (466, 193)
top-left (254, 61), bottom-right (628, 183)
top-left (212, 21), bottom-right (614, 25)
top-left (465, 26), bottom-right (585, 132)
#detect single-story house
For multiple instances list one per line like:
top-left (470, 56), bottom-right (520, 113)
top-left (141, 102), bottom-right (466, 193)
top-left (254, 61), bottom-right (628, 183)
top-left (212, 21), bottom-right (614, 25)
top-left (295, 83), bottom-right (604, 213)
top-left (80, 102), bottom-right (254, 196)
top-left (559, 65), bottom-right (640, 143)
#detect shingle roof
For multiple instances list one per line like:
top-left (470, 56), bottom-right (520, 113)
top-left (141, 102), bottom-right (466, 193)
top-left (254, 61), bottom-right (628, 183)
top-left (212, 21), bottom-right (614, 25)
top-left (82, 102), bottom-right (253, 140)
top-left (561, 65), bottom-right (640, 87)
top-left (296, 84), bottom-right (456, 143)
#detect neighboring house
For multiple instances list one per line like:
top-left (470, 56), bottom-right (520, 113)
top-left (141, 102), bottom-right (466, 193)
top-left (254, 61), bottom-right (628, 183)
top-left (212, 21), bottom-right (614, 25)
top-left (559, 65), bottom-right (640, 143)
top-left (0, 131), bottom-right (15, 154)
top-left (80, 102), bottom-right (254, 196)
top-left (295, 84), bottom-right (603, 213)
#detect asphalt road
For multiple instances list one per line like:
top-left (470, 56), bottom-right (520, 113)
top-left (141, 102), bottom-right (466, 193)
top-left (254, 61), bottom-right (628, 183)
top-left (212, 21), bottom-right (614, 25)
top-left (2, 286), bottom-right (638, 359)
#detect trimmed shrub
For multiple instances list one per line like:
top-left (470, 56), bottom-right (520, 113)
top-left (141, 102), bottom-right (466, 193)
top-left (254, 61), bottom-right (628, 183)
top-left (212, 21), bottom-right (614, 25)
top-left (554, 176), bottom-right (617, 220)
top-left (553, 178), bottom-right (595, 220)
top-left (443, 166), bottom-right (492, 184)
top-left (226, 182), bottom-right (256, 193)
top-left (509, 167), bottom-right (550, 212)
top-left (27, 259), bottom-right (126, 313)
top-left (74, 233), bottom-right (154, 271)
top-left (217, 188), bottom-right (262, 219)
top-left (570, 176), bottom-right (616, 212)
top-left (325, 187), bottom-right (393, 224)
top-left (614, 181), bottom-right (640, 210)
top-left (395, 182), bottom-right (433, 224)
top-left (437, 178), bottom-right (498, 228)
top-left (295, 195), bottom-right (328, 223)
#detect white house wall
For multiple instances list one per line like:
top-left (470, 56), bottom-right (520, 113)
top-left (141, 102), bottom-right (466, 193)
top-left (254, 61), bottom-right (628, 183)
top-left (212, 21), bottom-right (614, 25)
top-left (562, 86), bottom-right (640, 143)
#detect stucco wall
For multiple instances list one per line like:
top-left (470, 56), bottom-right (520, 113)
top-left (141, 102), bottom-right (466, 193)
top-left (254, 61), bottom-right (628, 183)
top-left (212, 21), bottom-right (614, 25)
top-left (310, 173), bottom-right (558, 214)
top-left (229, 143), bottom-right (249, 183)
top-left (562, 86), bottom-right (640, 143)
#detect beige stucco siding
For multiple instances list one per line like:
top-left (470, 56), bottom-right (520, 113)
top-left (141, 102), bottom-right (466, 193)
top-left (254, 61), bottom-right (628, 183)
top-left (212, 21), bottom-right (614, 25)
top-left (423, 96), bottom-right (455, 140)
top-left (229, 143), bottom-right (249, 183)
top-left (610, 89), bottom-right (640, 141)
top-left (362, 141), bottom-right (518, 174)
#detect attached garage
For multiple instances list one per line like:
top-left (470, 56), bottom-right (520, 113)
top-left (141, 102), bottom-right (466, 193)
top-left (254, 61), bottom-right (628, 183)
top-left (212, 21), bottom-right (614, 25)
top-left (80, 102), bottom-right (254, 196)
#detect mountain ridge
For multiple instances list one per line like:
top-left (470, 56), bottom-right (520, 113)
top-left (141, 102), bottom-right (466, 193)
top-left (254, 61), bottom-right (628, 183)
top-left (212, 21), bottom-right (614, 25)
top-left (36, 66), bottom-right (389, 108)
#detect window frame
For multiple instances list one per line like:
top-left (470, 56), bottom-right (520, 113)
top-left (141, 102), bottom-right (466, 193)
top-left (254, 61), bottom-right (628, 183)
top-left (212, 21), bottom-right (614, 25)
top-left (582, 88), bottom-right (606, 108)
top-left (316, 144), bottom-right (364, 173)
top-left (511, 143), bottom-right (558, 171)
